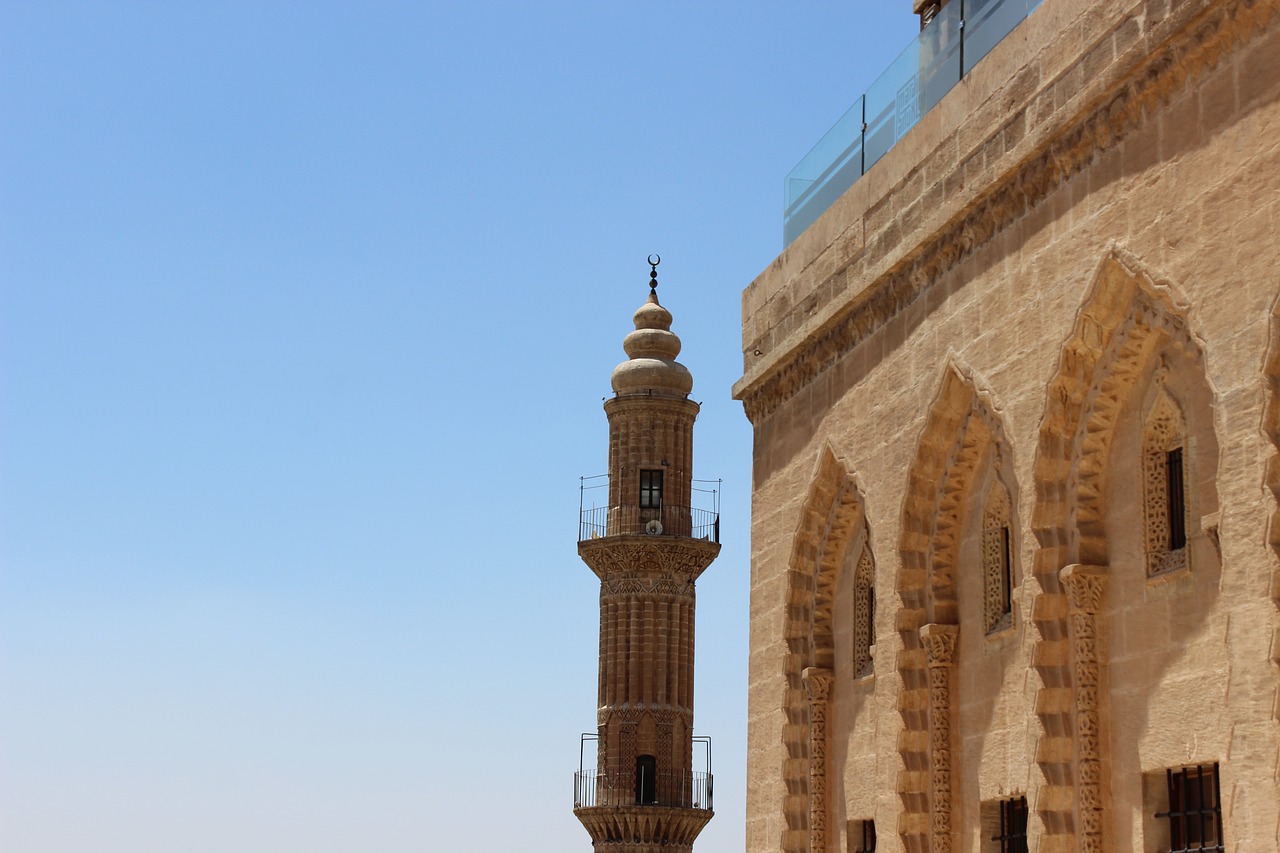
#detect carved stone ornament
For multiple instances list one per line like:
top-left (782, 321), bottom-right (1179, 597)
top-left (1060, 565), bottom-right (1108, 853)
top-left (919, 624), bottom-right (958, 853)
top-left (981, 482), bottom-right (1013, 633)
top-left (579, 537), bottom-right (720, 582)
top-left (853, 546), bottom-right (876, 677)
top-left (802, 667), bottom-right (834, 853)
top-left (1142, 389), bottom-right (1189, 576)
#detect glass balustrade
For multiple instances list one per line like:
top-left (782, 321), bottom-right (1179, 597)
top-left (783, 0), bottom-right (1044, 246)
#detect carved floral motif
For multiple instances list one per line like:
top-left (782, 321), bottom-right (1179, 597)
top-left (853, 546), bottom-right (876, 678)
top-left (921, 625), bottom-right (958, 853)
top-left (981, 482), bottom-right (1012, 633)
top-left (1060, 565), bottom-right (1107, 853)
top-left (1142, 388), bottom-right (1189, 576)
top-left (803, 667), bottom-right (834, 853)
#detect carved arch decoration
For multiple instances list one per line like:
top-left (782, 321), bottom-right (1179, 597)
top-left (1142, 385), bottom-right (1190, 576)
top-left (1030, 249), bottom-right (1212, 853)
top-left (1264, 293), bottom-right (1280, 602)
top-left (896, 363), bottom-right (1014, 853)
top-left (781, 446), bottom-right (868, 853)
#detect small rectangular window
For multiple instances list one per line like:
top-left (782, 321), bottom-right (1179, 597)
top-left (985, 796), bottom-right (1028, 853)
top-left (1156, 763), bottom-right (1223, 852)
top-left (639, 469), bottom-right (664, 509)
top-left (1166, 447), bottom-right (1186, 550)
top-left (847, 818), bottom-right (875, 853)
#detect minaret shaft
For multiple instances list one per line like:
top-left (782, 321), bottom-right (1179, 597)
top-left (573, 267), bottom-right (719, 853)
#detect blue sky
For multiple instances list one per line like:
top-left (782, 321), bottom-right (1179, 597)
top-left (0, 3), bottom-right (917, 851)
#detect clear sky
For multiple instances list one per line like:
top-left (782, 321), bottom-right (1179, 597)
top-left (0, 4), bottom-right (918, 851)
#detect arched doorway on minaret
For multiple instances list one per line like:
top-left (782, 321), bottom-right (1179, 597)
top-left (572, 256), bottom-right (721, 853)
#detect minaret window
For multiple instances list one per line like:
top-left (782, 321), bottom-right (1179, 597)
top-left (635, 754), bottom-right (658, 804)
top-left (640, 469), bottom-right (664, 508)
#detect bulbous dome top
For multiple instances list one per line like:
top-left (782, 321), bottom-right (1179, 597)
top-left (610, 271), bottom-right (693, 398)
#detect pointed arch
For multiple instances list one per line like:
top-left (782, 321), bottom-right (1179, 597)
top-left (896, 362), bottom-right (1015, 853)
top-left (1029, 249), bottom-right (1215, 853)
top-left (781, 445), bottom-right (868, 853)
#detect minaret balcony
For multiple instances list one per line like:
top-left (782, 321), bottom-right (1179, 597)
top-left (578, 504), bottom-right (720, 544)
top-left (573, 769), bottom-right (714, 812)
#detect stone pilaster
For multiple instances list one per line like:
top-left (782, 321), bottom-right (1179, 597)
top-left (920, 624), bottom-right (958, 853)
top-left (802, 666), bottom-right (834, 853)
top-left (1060, 564), bottom-right (1107, 853)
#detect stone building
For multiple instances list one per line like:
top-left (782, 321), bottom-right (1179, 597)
top-left (732, 1), bottom-right (1280, 852)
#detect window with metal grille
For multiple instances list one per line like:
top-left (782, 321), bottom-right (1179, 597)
top-left (1156, 763), bottom-right (1223, 852)
top-left (846, 818), bottom-right (875, 852)
top-left (639, 469), bottom-right (663, 508)
top-left (990, 796), bottom-right (1028, 853)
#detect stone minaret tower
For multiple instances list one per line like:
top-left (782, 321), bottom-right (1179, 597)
top-left (573, 258), bottom-right (720, 853)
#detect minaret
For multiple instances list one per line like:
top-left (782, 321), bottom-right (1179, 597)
top-left (573, 257), bottom-right (720, 853)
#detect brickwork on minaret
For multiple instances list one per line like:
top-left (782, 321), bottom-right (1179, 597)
top-left (573, 264), bottom-right (720, 853)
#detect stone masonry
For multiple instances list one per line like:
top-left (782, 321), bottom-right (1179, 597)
top-left (733, 1), bottom-right (1280, 851)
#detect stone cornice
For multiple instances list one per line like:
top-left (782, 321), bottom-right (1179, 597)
top-left (578, 535), bottom-right (721, 581)
top-left (734, 0), bottom-right (1277, 424)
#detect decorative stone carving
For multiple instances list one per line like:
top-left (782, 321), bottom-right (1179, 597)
top-left (895, 366), bottom-right (1010, 853)
top-left (853, 546), bottom-right (876, 678)
top-left (601, 577), bottom-right (694, 598)
top-left (1060, 564), bottom-right (1108, 853)
top-left (920, 624), bottom-right (958, 853)
top-left (1142, 387), bottom-right (1189, 576)
top-left (981, 481), bottom-right (1012, 633)
top-left (580, 538), bottom-right (721, 582)
top-left (803, 667), bottom-right (834, 853)
top-left (781, 449), bottom-right (866, 853)
top-left (1031, 250), bottom-right (1210, 852)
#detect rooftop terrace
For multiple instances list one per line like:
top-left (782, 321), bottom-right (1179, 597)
top-left (784, 0), bottom-right (1044, 246)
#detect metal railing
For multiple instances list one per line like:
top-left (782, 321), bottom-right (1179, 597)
top-left (578, 476), bottom-right (721, 543)
top-left (578, 504), bottom-right (720, 543)
top-left (783, 0), bottom-right (1044, 245)
top-left (573, 769), bottom-right (713, 812)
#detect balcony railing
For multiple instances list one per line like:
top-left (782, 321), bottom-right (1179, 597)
top-left (783, 0), bottom-right (1044, 246)
top-left (578, 476), bottom-right (721, 543)
top-left (578, 505), bottom-right (720, 543)
top-left (573, 769), bottom-right (714, 812)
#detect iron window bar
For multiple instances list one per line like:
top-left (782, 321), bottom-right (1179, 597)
top-left (991, 796), bottom-right (1029, 853)
top-left (1156, 763), bottom-right (1223, 852)
top-left (854, 819), bottom-right (876, 852)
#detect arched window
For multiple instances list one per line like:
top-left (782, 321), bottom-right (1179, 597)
top-left (1143, 387), bottom-right (1189, 576)
top-left (853, 545), bottom-right (875, 677)
top-left (981, 481), bottom-right (1013, 633)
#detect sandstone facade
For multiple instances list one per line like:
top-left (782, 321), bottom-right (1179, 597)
top-left (732, 1), bottom-right (1280, 851)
